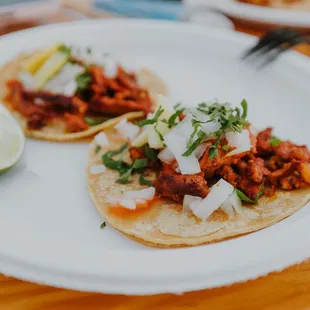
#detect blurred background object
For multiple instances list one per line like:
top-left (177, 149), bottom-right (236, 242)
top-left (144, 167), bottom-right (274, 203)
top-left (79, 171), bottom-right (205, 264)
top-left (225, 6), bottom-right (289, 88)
top-left (0, 0), bottom-right (60, 26)
top-left (0, 0), bottom-right (309, 51)
top-left (184, 0), bottom-right (310, 32)
top-left (93, 0), bottom-right (183, 20)
top-left (0, 0), bottom-right (236, 34)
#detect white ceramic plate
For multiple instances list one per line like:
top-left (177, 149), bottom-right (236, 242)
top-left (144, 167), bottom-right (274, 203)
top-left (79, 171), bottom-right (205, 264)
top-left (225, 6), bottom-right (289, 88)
top-left (1, 19), bottom-right (310, 295)
top-left (185, 0), bottom-right (310, 28)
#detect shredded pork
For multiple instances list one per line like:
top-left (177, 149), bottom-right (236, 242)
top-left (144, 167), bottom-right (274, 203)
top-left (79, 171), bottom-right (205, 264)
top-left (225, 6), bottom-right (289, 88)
top-left (5, 65), bottom-right (152, 133)
top-left (132, 127), bottom-right (310, 203)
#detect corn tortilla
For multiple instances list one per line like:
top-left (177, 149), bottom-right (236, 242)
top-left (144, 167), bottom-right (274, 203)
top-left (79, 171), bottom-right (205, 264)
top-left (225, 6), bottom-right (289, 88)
top-left (87, 128), bottom-right (310, 248)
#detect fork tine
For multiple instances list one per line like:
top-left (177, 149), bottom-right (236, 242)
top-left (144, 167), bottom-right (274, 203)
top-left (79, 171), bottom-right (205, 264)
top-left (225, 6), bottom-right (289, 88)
top-left (242, 29), bottom-right (299, 59)
top-left (259, 36), bottom-right (305, 68)
top-left (255, 31), bottom-right (301, 57)
top-left (242, 29), bottom-right (287, 59)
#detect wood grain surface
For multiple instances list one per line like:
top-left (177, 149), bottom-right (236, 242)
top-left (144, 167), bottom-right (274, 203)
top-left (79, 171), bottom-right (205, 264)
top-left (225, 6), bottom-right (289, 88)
top-left (1, 1), bottom-right (310, 309)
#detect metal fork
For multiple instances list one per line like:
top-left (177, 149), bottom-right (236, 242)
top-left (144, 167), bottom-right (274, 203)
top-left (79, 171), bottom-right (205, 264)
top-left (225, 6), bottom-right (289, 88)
top-left (242, 28), bottom-right (310, 66)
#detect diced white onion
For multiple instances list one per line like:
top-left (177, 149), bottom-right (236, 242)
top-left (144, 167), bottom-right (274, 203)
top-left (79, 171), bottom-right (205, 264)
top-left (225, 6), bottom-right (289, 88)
top-left (220, 190), bottom-right (243, 217)
top-left (103, 57), bottom-right (118, 78)
top-left (95, 132), bottom-right (109, 147)
top-left (194, 143), bottom-right (208, 160)
top-left (155, 94), bottom-right (175, 113)
top-left (148, 95), bottom-right (175, 149)
top-left (158, 147), bottom-right (175, 164)
top-left (191, 108), bottom-right (221, 134)
top-left (175, 166), bottom-right (181, 173)
top-left (201, 120), bottom-right (221, 135)
top-left (225, 130), bottom-right (251, 156)
top-left (119, 199), bottom-right (136, 210)
top-left (63, 80), bottom-right (77, 96)
top-left (229, 190), bottom-right (243, 215)
top-left (147, 125), bottom-right (165, 149)
top-left (164, 132), bottom-right (201, 175)
top-left (220, 201), bottom-right (235, 218)
top-left (131, 128), bottom-right (149, 147)
top-left (107, 187), bottom-right (155, 210)
top-left (71, 46), bottom-right (106, 66)
top-left (249, 124), bottom-right (259, 135)
top-left (135, 198), bottom-right (147, 205)
top-left (226, 129), bottom-right (251, 149)
top-left (226, 147), bottom-right (251, 157)
top-left (169, 114), bottom-right (193, 137)
top-left (192, 179), bottom-right (234, 220)
top-left (115, 119), bottom-right (140, 141)
top-left (107, 196), bottom-right (122, 205)
top-left (183, 195), bottom-right (202, 212)
top-left (44, 63), bottom-right (83, 94)
top-left (124, 187), bottom-right (155, 201)
top-left (18, 72), bottom-right (35, 90)
top-left (90, 164), bottom-right (106, 175)
top-left (34, 98), bottom-right (45, 106)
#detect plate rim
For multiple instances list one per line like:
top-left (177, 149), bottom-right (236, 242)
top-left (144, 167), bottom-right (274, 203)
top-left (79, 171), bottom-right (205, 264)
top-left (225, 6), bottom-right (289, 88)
top-left (185, 0), bottom-right (310, 27)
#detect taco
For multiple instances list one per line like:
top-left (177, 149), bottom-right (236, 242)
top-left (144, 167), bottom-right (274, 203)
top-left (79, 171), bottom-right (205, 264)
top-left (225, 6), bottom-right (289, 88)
top-left (0, 43), bottom-right (167, 141)
top-left (87, 96), bottom-right (310, 248)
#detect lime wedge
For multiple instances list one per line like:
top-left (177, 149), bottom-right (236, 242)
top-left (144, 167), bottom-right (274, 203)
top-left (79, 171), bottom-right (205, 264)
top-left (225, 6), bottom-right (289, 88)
top-left (0, 113), bottom-right (25, 172)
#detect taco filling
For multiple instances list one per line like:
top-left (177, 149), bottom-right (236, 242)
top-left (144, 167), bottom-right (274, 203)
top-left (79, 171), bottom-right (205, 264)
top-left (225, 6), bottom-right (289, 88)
top-left (2, 43), bottom-right (165, 137)
top-left (87, 95), bottom-right (310, 247)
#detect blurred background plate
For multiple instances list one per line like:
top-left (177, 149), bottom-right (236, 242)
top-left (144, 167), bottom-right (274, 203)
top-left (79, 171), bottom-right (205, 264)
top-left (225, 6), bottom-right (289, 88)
top-left (185, 0), bottom-right (310, 30)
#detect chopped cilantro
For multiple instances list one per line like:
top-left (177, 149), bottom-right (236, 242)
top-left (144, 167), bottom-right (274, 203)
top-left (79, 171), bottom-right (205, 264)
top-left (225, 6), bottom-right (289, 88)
top-left (270, 136), bottom-right (281, 147)
top-left (132, 158), bottom-right (148, 170)
top-left (95, 145), bottom-right (101, 154)
top-left (107, 143), bottom-right (128, 157)
top-left (168, 108), bottom-right (184, 128)
top-left (182, 130), bottom-right (207, 157)
top-left (154, 124), bottom-right (164, 141)
top-left (144, 146), bottom-right (158, 163)
top-left (100, 222), bottom-right (106, 229)
top-left (86, 47), bottom-right (92, 54)
top-left (222, 145), bottom-right (230, 152)
top-left (102, 153), bottom-right (130, 175)
top-left (236, 185), bottom-right (264, 204)
top-left (209, 145), bottom-right (218, 159)
top-left (241, 99), bottom-right (248, 120)
top-left (236, 189), bottom-right (256, 203)
top-left (84, 116), bottom-right (111, 126)
top-left (116, 168), bottom-right (134, 184)
top-left (173, 103), bottom-right (182, 110)
top-left (139, 174), bottom-right (153, 186)
top-left (137, 106), bottom-right (164, 127)
top-left (188, 100), bottom-right (250, 159)
top-left (76, 71), bottom-right (92, 91)
top-left (255, 185), bottom-right (264, 201)
top-left (58, 44), bottom-right (71, 56)
top-left (116, 159), bottom-right (148, 183)
top-left (102, 143), bottom-right (129, 175)
top-left (187, 121), bottom-right (200, 148)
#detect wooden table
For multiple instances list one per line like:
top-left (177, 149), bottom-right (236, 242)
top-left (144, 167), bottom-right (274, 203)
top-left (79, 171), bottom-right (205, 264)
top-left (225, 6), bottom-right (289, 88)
top-left (1, 1), bottom-right (310, 309)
